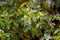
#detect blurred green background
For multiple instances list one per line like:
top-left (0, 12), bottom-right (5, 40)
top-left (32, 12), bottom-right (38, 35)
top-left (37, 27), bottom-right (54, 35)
top-left (0, 0), bottom-right (60, 40)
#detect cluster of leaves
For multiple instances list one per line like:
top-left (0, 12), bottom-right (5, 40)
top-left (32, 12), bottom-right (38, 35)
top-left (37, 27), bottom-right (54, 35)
top-left (0, 0), bottom-right (60, 40)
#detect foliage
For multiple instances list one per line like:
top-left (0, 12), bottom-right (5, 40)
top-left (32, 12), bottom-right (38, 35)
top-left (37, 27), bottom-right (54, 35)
top-left (0, 0), bottom-right (60, 40)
